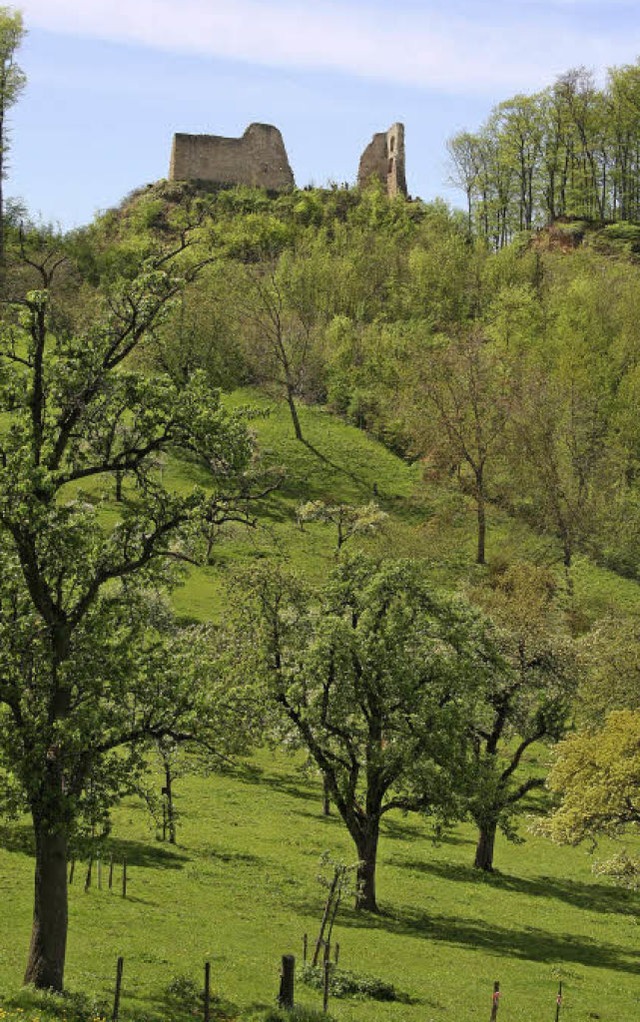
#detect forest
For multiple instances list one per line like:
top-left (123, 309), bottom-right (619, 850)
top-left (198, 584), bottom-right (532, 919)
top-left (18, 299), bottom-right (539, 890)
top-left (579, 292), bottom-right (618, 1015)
top-left (0, 14), bottom-right (639, 1022)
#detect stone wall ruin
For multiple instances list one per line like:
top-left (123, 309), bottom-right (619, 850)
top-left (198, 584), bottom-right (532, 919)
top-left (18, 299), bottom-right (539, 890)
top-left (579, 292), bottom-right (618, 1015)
top-left (357, 123), bottom-right (407, 198)
top-left (168, 120), bottom-right (408, 199)
top-left (169, 123), bottom-right (295, 191)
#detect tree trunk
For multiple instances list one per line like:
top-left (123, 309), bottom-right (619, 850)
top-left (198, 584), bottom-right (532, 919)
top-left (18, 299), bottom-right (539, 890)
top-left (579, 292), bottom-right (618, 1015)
top-left (322, 774), bottom-right (331, 816)
top-left (474, 819), bottom-right (497, 872)
top-left (285, 383), bottom-right (303, 442)
top-left (354, 824), bottom-right (380, 912)
top-left (476, 480), bottom-right (486, 566)
top-left (24, 814), bottom-right (69, 991)
top-left (164, 761), bottom-right (176, 844)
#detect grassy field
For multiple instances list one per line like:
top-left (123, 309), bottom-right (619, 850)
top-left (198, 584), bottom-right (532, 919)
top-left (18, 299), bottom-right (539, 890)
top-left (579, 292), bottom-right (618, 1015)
top-left (1, 391), bottom-right (640, 1021)
top-left (0, 750), bottom-right (639, 1022)
top-left (169, 388), bottom-right (640, 624)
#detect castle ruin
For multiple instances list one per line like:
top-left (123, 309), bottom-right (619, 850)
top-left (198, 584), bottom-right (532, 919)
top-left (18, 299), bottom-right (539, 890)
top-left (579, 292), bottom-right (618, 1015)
top-left (169, 123), bottom-right (295, 191)
top-left (168, 121), bottom-right (407, 199)
top-left (357, 123), bottom-right (407, 198)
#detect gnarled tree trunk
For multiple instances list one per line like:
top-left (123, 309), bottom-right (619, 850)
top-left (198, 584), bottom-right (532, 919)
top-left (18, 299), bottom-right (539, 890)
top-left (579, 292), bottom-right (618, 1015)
top-left (24, 811), bottom-right (68, 991)
top-left (354, 822), bottom-right (380, 912)
top-left (474, 818), bottom-right (498, 872)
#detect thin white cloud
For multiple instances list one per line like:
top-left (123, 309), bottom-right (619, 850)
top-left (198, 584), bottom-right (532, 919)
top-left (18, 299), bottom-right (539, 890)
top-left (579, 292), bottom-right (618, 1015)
top-left (18, 0), bottom-right (638, 93)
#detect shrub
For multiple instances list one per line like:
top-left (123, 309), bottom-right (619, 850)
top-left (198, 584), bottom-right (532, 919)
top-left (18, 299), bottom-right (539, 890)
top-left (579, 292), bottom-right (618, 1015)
top-left (298, 963), bottom-right (405, 1002)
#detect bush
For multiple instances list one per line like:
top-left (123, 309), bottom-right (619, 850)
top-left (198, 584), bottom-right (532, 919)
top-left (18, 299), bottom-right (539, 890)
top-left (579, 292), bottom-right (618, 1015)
top-left (9, 987), bottom-right (109, 1022)
top-left (164, 973), bottom-right (201, 1011)
top-left (298, 963), bottom-right (405, 1002)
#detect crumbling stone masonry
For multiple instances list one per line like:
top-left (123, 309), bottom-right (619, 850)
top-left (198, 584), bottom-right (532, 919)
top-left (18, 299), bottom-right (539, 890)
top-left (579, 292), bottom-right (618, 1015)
top-left (169, 123), bottom-right (295, 191)
top-left (357, 123), bottom-right (407, 198)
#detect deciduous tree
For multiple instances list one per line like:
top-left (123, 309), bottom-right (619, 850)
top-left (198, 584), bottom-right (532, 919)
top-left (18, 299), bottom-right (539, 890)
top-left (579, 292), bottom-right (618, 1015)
top-left (0, 228), bottom-right (254, 990)
top-left (0, 6), bottom-right (25, 266)
top-left (235, 555), bottom-right (501, 912)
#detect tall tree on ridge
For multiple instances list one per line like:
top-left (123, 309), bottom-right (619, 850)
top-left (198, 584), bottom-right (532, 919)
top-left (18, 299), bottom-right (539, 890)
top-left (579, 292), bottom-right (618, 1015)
top-left (0, 6), bottom-right (25, 266)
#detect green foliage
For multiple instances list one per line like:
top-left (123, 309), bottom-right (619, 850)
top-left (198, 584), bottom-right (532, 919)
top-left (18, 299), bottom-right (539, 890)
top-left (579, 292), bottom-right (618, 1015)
top-left (7, 986), bottom-right (109, 1022)
top-left (544, 709), bottom-right (640, 849)
top-left (448, 60), bottom-right (640, 244)
top-left (298, 964), bottom-right (405, 1002)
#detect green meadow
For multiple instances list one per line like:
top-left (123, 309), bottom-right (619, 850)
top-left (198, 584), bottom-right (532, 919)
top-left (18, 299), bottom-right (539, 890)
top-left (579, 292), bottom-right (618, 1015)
top-left (1, 750), bottom-right (638, 1022)
top-left (1, 393), bottom-right (639, 1022)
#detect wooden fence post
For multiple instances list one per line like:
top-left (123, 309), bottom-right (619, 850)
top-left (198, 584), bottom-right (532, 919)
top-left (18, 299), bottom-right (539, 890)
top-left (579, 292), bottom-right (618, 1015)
top-left (112, 956), bottom-right (124, 1022)
top-left (490, 981), bottom-right (500, 1022)
top-left (278, 954), bottom-right (295, 1009)
top-left (108, 854), bottom-right (114, 890)
top-left (555, 981), bottom-right (563, 1022)
top-left (322, 941), bottom-right (331, 1014)
top-left (303, 933), bottom-right (308, 964)
top-left (204, 961), bottom-right (211, 1022)
top-left (68, 859), bottom-right (75, 885)
top-left (122, 857), bottom-right (127, 899)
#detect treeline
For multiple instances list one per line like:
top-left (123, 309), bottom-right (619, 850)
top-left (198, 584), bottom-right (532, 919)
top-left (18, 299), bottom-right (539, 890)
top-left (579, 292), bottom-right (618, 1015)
top-left (448, 62), bottom-right (640, 246)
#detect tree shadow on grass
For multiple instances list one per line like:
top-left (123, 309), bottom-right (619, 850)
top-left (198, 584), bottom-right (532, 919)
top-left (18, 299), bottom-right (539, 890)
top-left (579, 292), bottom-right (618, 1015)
top-left (300, 438), bottom-right (371, 492)
top-left (126, 987), bottom-right (241, 1022)
top-left (92, 837), bottom-right (190, 870)
top-left (239, 765), bottom-right (320, 806)
top-left (0, 826), bottom-right (190, 872)
top-left (204, 848), bottom-right (262, 866)
top-left (335, 901), bottom-right (640, 975)
top-left (381, 818), bottom-right (475, 847)
top-left (392, 858), bottom-right (639, 918)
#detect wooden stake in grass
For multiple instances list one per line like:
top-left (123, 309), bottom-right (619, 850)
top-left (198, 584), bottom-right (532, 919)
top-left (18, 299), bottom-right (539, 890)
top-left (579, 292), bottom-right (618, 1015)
top-left (334, 942), bottom-right (340, 966)
top-left (122, 857), bottom-right (127, 899)
top-left (313, 869), bottom-right (340, 966)
top-left (278, 954), bottom-right (295, 1009)
top-left (204, 961), bottom-right (211, 1022)
top-left (322, 940), bottom-right (331, 1014)
top-left (555, 981), bottom-right (563, 1022)
top-left (84, 856), bottom-right (93, 892)
top-left (303, 933), bottom-right (308, 964)
top-left (68, 859), bottom-right (75, 885)
top-left (112, 956), bottom-right (124, 1022)
top-left (108, 854), bottom-right (114, 890)
top-left (490, 981), bottom-right (501, 1022)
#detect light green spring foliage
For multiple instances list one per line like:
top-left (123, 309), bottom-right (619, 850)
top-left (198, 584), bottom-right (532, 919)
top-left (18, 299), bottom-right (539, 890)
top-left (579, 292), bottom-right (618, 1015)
top-left (448, 62), bottom-right (640, 243)
top-left (544, 709), bottom-right (640, 885)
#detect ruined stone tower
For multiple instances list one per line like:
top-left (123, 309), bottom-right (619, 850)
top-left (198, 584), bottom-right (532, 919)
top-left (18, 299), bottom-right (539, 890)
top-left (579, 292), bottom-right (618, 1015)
top-left (357, 123), bottom-right (407, 198)
top-left (169, 123), bottom-right (294, 191)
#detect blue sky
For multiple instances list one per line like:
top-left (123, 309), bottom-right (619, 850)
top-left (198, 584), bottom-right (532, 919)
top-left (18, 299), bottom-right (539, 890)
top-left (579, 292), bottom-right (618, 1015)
top-left (10, 0), bottom-right (640, 228)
